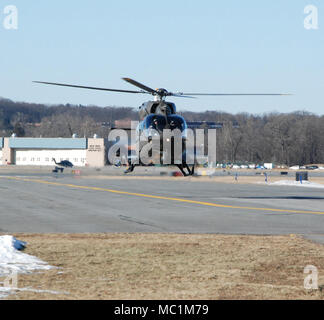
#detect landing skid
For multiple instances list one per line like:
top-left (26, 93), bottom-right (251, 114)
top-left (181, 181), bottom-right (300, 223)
top-left (124, 164), bottom-right (136, 174)
top-left (176, 164), bottom-right (195, 177)
top-left (53, 166), bottom-right (64, 173)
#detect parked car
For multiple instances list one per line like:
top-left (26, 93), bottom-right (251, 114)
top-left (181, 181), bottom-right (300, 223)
top-left (306, 165), bottom-right (319, 170)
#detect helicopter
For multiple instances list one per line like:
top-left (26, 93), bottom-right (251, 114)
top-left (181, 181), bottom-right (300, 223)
top-left (34, 78), bottom-right (289, 176)
top-left (52, 158), bottom-right (74, 173)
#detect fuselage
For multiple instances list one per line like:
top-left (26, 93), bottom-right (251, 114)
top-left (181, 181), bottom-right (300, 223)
top-left (132, 101), bottom-right (188, 166)
top-left (137, 100), bottom-right (187, 139)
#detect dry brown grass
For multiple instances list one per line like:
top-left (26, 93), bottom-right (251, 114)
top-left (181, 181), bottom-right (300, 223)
top-left (1, 233), bottom-right (324, 300)
top-left (83, 174), bottom-right (324, 186)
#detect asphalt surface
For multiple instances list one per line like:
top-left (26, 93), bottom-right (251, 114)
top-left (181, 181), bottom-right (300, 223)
top-left (0, 167), bottom-right (323, 243)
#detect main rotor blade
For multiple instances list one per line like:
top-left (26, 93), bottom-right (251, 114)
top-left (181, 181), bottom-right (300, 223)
top-left (122, 78), bottom-right (156, 94)
top-left (169, 93), bottom-right (197, 99)
top-left (33, 81), bottom-right (149, 94)
top-left (177, 93), bottom-right (292, 96)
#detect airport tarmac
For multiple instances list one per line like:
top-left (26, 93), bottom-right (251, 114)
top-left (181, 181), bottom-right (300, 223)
top-left (0, 166), bottom-right (323, 243)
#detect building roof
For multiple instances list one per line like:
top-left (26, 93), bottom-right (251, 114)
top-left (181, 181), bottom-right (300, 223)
top-left (9, 138), bottom-right (87, 149)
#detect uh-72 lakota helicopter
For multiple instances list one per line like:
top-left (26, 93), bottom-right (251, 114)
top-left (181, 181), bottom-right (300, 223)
top-left (34, 78), bottom-right (288, 176)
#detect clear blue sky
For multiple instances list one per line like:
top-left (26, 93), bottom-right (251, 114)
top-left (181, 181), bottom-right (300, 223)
top-left (0, 0), bottom-right (323, 114)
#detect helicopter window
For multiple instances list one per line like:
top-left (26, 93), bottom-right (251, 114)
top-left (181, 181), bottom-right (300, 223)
top-left (168, 116), bottom-right (187, 131)
top-left (143, 115), bottom-right (187, 132)
top-left (152, 118), bottom-right (166, 131)
top-left (150, 103), bottom-right (162, 114)
top-left (165, 106), bottom-right (173, 115)
top-left (145, 115), bottom-right (166, 131)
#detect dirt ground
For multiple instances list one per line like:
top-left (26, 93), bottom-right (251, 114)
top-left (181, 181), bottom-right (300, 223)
top-left (1, 233), bottom-right (324, 300)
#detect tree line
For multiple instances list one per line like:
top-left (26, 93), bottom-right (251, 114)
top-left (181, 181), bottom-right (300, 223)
top-left (1, 98), bottom-right (323, 166)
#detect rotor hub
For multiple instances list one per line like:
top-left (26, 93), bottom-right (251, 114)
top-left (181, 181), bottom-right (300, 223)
top-left (155, 88), bottom-right (169, 97)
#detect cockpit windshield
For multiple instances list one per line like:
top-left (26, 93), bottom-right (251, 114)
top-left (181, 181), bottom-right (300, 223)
top-left (168, 116), bottom-right (187, 131)
top-left (147, 116), bottom-right (166, 131)
top-left (144, 115), bottom-right (187, 132)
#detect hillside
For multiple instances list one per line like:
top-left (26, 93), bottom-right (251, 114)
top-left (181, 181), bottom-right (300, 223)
top-left (1, 98), bottom-right (324, 166)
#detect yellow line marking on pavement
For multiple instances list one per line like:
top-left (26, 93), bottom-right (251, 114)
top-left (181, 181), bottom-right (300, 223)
top-left (1, 176), bottom-right (324, 215)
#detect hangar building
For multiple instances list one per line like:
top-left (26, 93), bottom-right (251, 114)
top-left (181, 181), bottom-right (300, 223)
top-left (0, 137), bottom-right (106, 167)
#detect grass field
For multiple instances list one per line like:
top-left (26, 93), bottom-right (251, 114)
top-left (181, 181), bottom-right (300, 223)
top-left (1, 233), bottom-right (324, 300)
top-left (85, 174), bottom-right (324, 185)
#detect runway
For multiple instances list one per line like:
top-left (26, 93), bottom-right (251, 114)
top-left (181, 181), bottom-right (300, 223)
top-left (0, 170), bottom-right (324, 243)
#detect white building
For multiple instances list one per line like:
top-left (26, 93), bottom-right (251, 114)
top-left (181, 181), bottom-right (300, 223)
top-left (0, 137), bottom-right (106, 167)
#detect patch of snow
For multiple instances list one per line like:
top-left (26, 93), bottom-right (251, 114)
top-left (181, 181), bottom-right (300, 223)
top-left (0, 287), bottom-right (12, 299)
top-left (0, 236), bottom-right (53, 277)
top-left (0, 287), bottom-right (68, 298)
top-left (0, 235), bottom-right (54, 299)
top-left (268, 180), bottom-right (324, 189)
